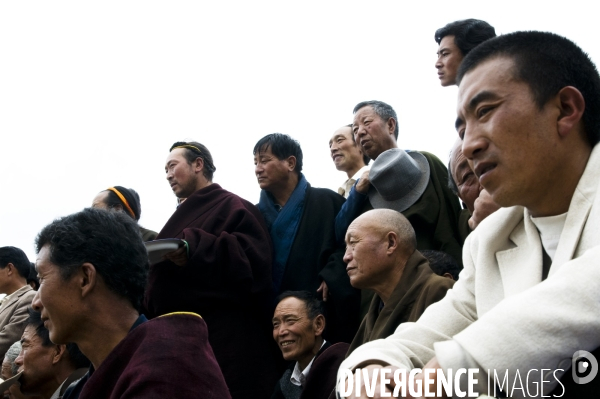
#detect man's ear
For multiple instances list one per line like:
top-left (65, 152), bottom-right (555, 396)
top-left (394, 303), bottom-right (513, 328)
top-left (80, 263), bottom-right (97, 298)
top-left (386, 231), bottom-right (399, 254)
top-left (313, 314), bottom-right (325, 337)
top-left (52, 345), bottom-right (67, 364)
top-left (5, 262), bottom-right (15, 276)
top-left (285, 156), bottom-right (297, 172)
top-left (556, 86), bottom-right (585, 139)
top-left (386, 117), bottom-right (397, 137)
top-left (193, 157), bottom-right (205, 174)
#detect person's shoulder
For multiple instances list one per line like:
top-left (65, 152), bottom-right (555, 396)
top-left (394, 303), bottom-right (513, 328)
top-left (307, 186), bottom-right (345, 202)
top-left (15, 285), bottom-right (35, 301)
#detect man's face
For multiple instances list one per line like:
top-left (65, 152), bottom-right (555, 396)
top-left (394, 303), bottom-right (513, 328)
top-left (329, 126), bottom-right (365, 173)
top-left (353, 106), bottom-right (396, 160)
top-left (450, 139), bottom-right (481, 214)
top-left (32, 246), bottom-right (82, 345)
top-left (457, 57), bottom-right (559, 212)
top-left (165, 149), bottom-right (199, 199)
top-left (14, 326), bottom-right (56, 395)
top-left (343, 218), bottom-right (391, 289)
top-left (272, 297), bottom-right (320, 366)
top-left (254, 146), bottom-right (294, 192)
top-left (436, 35), bottom-right (464, 86)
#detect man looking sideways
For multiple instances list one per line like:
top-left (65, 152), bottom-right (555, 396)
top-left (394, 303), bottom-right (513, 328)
top-left (340, 31), bottom-right (600, 398)
top-left (329, 124), bottom-right (369, 199)
top-left (32, 208), bottom-right (230, 399)
top-left (434, 19), bottom-right (496, 86)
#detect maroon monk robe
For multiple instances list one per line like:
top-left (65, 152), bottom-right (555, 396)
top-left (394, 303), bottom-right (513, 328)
top-left (144, 184), bottom-right (277, 399)
top-left (79, 313), bottom-right (230, 399)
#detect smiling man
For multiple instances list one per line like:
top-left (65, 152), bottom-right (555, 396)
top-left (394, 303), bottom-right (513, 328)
top-left (329, 124), bottom-right (369, 198)
top-left (339, 31), bottom-right (600, 398)
top-left (32, 208), bottom-right (230, 399)
top-left (434, 19), bottom-right (495, 87)
top-left (271, 291), bottom-right (348, 399)
top-left (144, 140), bottom-right (277, 399)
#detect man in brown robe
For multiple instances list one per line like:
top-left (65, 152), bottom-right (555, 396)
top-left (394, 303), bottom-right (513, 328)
top-left (343, 209), bottom-right (454, 355)
top-left (32, 208), bottom-right (230, 399)
top-left (144, 141), bottom-right (277, 398)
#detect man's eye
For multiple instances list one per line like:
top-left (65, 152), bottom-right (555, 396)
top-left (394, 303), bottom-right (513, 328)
top-left (478, 107), bottom-right (492, 118)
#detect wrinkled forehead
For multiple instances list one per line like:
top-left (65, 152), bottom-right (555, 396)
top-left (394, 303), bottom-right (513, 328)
top-left (165, 148), bottom-right (188, 164)
top-left (353, 105), bottom-right (379, 123)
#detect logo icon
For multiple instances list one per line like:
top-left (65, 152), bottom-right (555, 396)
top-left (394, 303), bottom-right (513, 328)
top-left (572, 350), bottom-right (598, 384)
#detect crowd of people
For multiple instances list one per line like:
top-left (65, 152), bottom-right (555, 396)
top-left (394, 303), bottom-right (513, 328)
top-left (0, 18), bottom-right (599, 399)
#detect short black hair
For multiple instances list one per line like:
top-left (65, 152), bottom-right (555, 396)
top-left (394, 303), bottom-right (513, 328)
top-left (26, 308), bottom-right (90, 369)
top-left (435, 19), bottom-right (496, 56)
top-left (253, 133), bottom-right (303, 175)
top-left (276, 290), bottom-right (325, 320)
top-left (346, 123), bottom-right (370, 166)
top-left (353, 100), bottom-right (399, 139)
top-left (421, 250), bottom-right (462, 280)
top-left (27, 262), bottom-right (40, 291)
top-left (457, 31), bottom-right (600, 146)
top-left (0, 246), bottom-right (30, 279)
top-left (170, 141), bottom-right (217, 181)
top-left (101, 186), bottom-right (142, 221)
top-left (35, 208), bottom-right (149, 311)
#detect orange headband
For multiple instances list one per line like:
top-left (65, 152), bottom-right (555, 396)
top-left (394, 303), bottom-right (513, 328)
top-left (173, 144), bottom-right (203, 155)
top-left (106, 187), bottom-right (136, 219)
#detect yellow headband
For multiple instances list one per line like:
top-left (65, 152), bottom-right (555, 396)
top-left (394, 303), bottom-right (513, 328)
top-left (106, 187), bottom-right (136, 219)
top-left (173, 144), bottom-right (203, 155)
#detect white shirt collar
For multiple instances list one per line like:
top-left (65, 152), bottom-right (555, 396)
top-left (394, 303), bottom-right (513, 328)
top-left (289, 340), bottom-right (327, 386)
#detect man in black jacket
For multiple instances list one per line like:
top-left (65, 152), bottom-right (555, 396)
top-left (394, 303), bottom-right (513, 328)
top-left (254, 133), bottom-right (360, 343)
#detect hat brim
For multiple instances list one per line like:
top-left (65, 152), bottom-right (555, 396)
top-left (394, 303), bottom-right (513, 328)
top-left (0, 371), bottom-right (23, 391)
top-left (368, 151), bottom-right (431, 213)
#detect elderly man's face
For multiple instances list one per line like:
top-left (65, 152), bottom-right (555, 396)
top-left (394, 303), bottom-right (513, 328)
top-left (450, 139), bottom-right (481, 214)
top-left (32, 246), bottom-right (82, 345)
top-left (457, 57), bottom-right (559, 213)
top-left (14, 326), bottom-right (56, 396)
top-left (353, 106), bottom-right (396, 160)
top-left (165, 148), bottom-right (201, 199)
top-left (272, 297), bottom-right (321, 368)
top-left (329, 126), bottom-right (365, 173)
top-left (343, 217), bottom-right (391, 290)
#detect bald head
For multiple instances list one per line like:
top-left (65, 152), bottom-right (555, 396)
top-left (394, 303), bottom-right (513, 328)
top-left (344, 209), bottom-right (417, 299)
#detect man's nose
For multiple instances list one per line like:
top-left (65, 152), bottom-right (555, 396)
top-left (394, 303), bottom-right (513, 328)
top-left (462, 128), bottom-right (488, 161)
top-left (32, 290), bottom-right (43, 312)
top-left (343, 247), bottom-right (352, 263)
top-left (15, 352), bottom-right (23, 367)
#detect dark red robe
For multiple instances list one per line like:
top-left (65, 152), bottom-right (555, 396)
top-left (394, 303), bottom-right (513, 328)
top-left (143, 184), bottom-right (277, 398)
top-left (78, 313), bottom-right (230, 399)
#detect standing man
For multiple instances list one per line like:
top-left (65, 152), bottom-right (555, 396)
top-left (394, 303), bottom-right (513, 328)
top-left (0, 247), bottom-right (35, 360)
top-left (434, 19), bottom-right (496, 87)
top-left (32, 208), bottom-right (231, 399)
top-left (340, 31), bottom-right (600, 398)
top-left (329, 124), bottom-right (369, 198)
top-left (254, 133), bottom-right (360, 343)
top-left (144, 141), bottom-right (276, 399)
top-left (14, 309), bottom-right (89, 399)
top-left (335, 101), bottom-right (463, 265)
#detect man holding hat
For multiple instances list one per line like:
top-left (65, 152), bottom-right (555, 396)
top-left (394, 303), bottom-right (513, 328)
top-left (335, 100), bottom-right (463, 266)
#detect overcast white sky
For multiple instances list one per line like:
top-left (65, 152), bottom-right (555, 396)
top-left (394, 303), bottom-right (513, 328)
top-left (1, 1), bottom-right (597, 261)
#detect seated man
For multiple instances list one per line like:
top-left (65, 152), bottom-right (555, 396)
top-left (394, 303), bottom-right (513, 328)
top-left (271, 291), bottom-right (348, 399)
top-left (329, 124), bottom-right (369, 198)
top-left (448, 137), bottom-right (500, 239)
top-left (254, 133), bottom-right (359, 343)
top-left (14, 308), bottom-right (89, 399)
top-left (0, 247), bottom-right (36, 360)
top-left (344, 210), bottom-right (454, 355)
top-left (340, 31), bottom-right (600, 398)
top-left (32, 208), bottom-right (231, 399)
top-left (420, 250), bottom-right (461, 281)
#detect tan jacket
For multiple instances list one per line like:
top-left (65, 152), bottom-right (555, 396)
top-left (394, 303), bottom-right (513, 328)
top-left (339, 144), bottom-right (600, 397)
top-left (0, 285), bottom-right (35, 359)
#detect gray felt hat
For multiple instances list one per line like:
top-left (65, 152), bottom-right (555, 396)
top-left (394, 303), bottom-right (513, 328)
top-left (0, 371), bottom-right (23, 391)
top-left (368, 148), bottom-right (430, 212)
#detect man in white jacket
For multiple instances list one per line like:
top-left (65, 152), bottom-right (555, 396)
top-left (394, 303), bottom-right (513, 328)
top-left (339, 30), bottom-right (600, 399)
